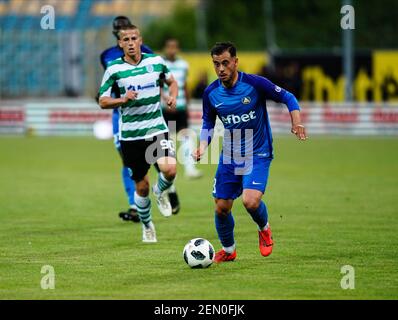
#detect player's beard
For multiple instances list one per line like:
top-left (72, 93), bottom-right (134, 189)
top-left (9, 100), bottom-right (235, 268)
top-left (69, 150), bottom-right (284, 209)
top-left (220, 73), bottom-right (233, 87)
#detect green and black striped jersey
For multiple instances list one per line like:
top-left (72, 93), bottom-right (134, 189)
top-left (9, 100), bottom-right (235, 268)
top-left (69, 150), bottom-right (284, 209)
top-left (99, 53), bottom-right (171, 141)
top-left (163, 57), bottom-right (188, 111)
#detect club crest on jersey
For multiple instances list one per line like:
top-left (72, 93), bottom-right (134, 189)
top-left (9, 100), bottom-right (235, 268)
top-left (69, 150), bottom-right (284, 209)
top-left (275, 85), bottom-right (281, 92)
top-left (242, 97), bottom-right (251, 104)
top-left (146, 65), bottom-right (154, 73)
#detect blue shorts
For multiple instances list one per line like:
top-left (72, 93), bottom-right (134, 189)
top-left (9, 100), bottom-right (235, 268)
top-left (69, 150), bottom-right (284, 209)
top-left (212, 155), bottom-right (272, 200)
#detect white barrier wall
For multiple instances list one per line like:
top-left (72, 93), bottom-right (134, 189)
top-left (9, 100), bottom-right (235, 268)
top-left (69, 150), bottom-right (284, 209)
top-left (267, 102), bottom-right (398, 136)
top-left (0, 99), bottom-right (111, 136)
top-left (1, 99), bottom-right (398, 136)
top-left (25, 102), bottom-right (112, 136)
top-left (189, 101), bottom-right (398, 136)
top-left (0, 105), bottom-right (25, 134)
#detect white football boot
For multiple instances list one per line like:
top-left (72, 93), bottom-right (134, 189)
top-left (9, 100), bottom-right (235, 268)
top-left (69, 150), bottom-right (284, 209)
top-left (185, 167), bottom-right (203, 179)
top-left (152, 186), bottom-right (172, 217)
top-left (142, 221), bottom-right (157, 243)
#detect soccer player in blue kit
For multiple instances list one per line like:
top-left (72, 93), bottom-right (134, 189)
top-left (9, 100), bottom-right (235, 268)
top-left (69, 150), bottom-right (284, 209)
top-left (100, 16), bottom-right (180, 221)
top-left (193, 42), bottom-right (307, 263)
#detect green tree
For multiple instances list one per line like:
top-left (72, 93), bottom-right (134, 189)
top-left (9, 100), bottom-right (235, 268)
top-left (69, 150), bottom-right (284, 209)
top-left (205, 0), bottom-right (266, 50)
top-left (142, 1), bottom-right (197, 51)
top-left (142, 0), bottom-right (398, 52)
top-left (355, 0), bottom-right (398, 49)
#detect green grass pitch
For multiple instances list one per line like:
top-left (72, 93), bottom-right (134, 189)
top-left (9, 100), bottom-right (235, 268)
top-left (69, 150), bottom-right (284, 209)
top-left (0, 135), bottom-right (397, 299)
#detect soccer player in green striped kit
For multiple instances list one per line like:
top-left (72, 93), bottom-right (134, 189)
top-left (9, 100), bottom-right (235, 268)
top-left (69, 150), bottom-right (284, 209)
top-left (162, 38), bottom-right (203, 180)
top-left (99, 25), bottom-right (178, 243)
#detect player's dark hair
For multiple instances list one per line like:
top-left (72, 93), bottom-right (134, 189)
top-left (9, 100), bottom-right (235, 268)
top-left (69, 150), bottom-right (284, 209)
top-left (210, 42), bottom-right (236, 57)
top-left (163, 37), bottom-right (179, 47)
top-left (115, 24), bottom-right (139, 40)
top-left (112, 16), bottom-right (133, 39)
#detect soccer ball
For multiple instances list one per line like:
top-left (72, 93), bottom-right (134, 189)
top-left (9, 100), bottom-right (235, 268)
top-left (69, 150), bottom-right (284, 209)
top-left (93, 120), bottom-right (113, 140)
top-left (183, 238), bottom-right (215, 268)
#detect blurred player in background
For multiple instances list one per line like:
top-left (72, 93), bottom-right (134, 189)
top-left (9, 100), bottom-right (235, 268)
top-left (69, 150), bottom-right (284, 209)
top-left (193, 42), bottom-right (307, 262)
top-left (99, 24), bottom-right (178, 243)
top-left (100, 16), bottom-right (180, 222)
top-left (162, 38), bottom-right (203, 183)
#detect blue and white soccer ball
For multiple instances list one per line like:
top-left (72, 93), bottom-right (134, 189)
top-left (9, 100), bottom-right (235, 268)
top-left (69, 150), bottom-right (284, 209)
top-left (183, 238), bottom-right (215, 268)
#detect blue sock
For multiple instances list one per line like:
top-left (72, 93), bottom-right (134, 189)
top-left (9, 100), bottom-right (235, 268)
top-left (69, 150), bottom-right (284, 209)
top-left (247, 201), bottom-right (268, 230)
top-left (122, 167), bottom-right (135, 206)
top-left (215, 212), bottom-right (235, 249)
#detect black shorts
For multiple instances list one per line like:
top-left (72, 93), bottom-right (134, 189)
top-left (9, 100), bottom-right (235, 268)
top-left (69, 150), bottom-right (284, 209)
top-left (120, 133), bottom-right (176, 182)
top-left (162, 109), bottom-right (188, 133)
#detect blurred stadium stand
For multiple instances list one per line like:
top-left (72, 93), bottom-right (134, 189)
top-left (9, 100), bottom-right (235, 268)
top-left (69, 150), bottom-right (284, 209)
top-left (1, 0), bottom-right (97, 98)
top-left (0, 0), bottom-right (196, 98)
top-left (1, 0), bottom-right (397, 137)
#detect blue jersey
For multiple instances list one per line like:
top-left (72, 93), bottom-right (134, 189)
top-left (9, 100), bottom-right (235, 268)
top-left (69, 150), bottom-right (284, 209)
top-left (100, 44), bottom-right (153, 136)
top-left (200, 72), bottom-right (300, 159)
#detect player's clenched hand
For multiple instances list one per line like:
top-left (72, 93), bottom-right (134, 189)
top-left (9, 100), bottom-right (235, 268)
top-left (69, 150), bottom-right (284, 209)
top-left (192, 148), bottom-right (203, 162)
top-left (291, 123), bottom-right (307, 141)
top-left (192, 145), bottom-right (206, 162)
top-left (123, 90), bottom-right (138, 103)
top-left (166, 96), bottom-right (177, 109)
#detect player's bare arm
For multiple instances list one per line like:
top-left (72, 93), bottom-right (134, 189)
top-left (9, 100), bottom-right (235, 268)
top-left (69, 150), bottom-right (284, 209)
top-left (184, 82), bottom-right (190, 106)
top-left (290, 109), bottom-right (307, 140)
top-left (192, 140), bottom-right (208, 162)
top-left (99, 90), bottom-right (138, 109)
top-left (164, 76), bottom-right (178, 109)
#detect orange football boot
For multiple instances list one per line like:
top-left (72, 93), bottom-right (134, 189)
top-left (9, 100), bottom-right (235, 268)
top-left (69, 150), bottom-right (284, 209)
top-left (259, 226), bottom-right (273, 257)
top-left (214, 249), bottom-right (237, 263)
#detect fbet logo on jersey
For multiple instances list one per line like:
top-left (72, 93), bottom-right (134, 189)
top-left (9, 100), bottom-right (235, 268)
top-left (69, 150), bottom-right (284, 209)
top-left (221, 111), bottom-right (256, 124)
